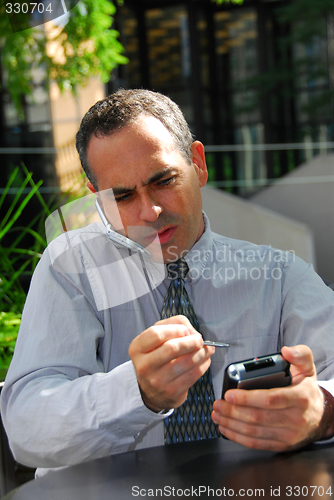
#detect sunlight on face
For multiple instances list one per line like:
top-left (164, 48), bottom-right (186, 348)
top-left (87, 116), bottom-right (208, 262)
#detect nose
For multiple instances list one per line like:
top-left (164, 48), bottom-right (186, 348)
top-left (139, 192), bottom-right (163, 222)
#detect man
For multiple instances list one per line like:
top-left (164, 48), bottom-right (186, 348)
top-left (1, 89), bottom-right (334, 476)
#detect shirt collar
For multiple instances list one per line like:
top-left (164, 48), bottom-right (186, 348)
top-left (183, 211), bottom-right (214, 284)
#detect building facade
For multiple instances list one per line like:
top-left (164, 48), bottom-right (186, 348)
top-left (111, 0), bottom-right (334, 195)
top-left (1, 0), bottom-right (333, 196)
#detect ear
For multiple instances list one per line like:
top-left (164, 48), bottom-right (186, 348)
top-left (191, 141), bottom-right (208, 187)
top-left (87, 181), bottom-right (97, 194)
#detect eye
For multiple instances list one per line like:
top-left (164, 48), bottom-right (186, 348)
top-left (158, 177), bottom-right (174, 187)
top-left (115, 192), bottom-right (132, 203)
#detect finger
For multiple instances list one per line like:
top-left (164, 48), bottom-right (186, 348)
top-left (222, 385), bottom-right (296, 411)
top-left (141, 356), bottom-right (213, 410)
top-left (281, 345), bottom-right (316, 382)
top-left (140, 334), bottom-right (213, 371)
top-left (213, 397), bottom-right (292, 429)
top-left (212, 408), bottom-right (297, 444)
top-left (216, 425), bottom-right (290, 452)
top-left (155, 315), bottom-right (196, 330)
top-left (166, 344), bottom-right (214, 380)
top-left (130, 323), bottom-right (197, 355)
top-left (163, 355), bottom-right (213, 396)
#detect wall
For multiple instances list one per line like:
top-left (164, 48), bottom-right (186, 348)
top-left (250, 154), bottom-right (334, 281)
top-left (49, 78), bottom-right (105, 190)
top-left (201, 185), bottom-right (315, 267)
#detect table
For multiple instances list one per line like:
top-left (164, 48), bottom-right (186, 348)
top-left (3, 439), bottom-right (334, 500)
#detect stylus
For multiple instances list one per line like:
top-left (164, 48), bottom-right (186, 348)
top-left (203, 341), bottom-right (230, 348)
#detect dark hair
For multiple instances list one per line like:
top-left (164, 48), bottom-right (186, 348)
top-left (76, 88), bottom-right (194, 190)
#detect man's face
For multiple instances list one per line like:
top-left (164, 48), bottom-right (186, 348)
top-left (86, 115), bottom-right (208, 262)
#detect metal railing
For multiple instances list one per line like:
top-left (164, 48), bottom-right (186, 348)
top-left (1, 141), bottom-right (334, 193)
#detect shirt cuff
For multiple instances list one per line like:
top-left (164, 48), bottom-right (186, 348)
top-left (318, 380), bottom-right (334, 397)
top-left (315, 381), bottom-right (334, 444)
top-left (96, 360), bottom-right (173, 441)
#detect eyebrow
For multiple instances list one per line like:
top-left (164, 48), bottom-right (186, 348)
top-left (112, 167), bottom-right (176, 196)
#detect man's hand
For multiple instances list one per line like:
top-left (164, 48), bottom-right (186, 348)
top-left (212, 345), bottom-right (331, 452)
top-left (129, 315), bottom-right (214, 413)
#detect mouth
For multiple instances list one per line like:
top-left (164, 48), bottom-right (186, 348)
top-left (156, 226), bottom-right (177, 244)
top-left (145, 226), bottom-right (177, 245)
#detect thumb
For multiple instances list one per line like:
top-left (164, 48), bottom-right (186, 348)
top-left (281, 345), bottom-right (316, 384)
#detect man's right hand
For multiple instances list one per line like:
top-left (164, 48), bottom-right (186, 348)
top-left (128, 315), bottom-right (214, 413)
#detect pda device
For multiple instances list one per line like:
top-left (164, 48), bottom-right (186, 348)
top-left (222, 352), bottom-right (292, 398)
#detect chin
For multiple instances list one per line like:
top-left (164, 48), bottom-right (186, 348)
top-left (162, 244), bottom-right (189, 263)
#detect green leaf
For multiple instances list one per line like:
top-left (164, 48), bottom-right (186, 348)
top-left (213, 0), bottom-right (244, 4)
top-left (0, 179), bottom-right (43, 240)
top-left (1, 0), bottom-right (127, 114)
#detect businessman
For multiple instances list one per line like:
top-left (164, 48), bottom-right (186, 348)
top-left (1, 89), bottom-right (333, 476)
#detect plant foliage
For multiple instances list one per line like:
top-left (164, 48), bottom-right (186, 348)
top-left (214, 0), bottom-right (244, 4)
top-left (0, 312), bottom-right (21, 380)
top-left (0, 0), bottom-right (128, 112)
top-left (0, 164), bottom-right (87, 376)
top-left (0, 165), bottom-right (47, 313)
top-left (0, 165), bottom-right (49, 375)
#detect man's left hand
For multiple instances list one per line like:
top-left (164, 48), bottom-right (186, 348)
top-left (212, 345), bottom-right (329, 451)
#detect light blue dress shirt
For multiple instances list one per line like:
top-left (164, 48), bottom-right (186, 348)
top-left (1, 213), bottom-right (333, 476)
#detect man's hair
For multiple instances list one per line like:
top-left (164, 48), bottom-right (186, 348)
top-left (76, 88), bottom-right (194, 190)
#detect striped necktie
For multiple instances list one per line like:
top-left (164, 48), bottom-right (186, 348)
top-left (161, 258), bottom-right (219, 444)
